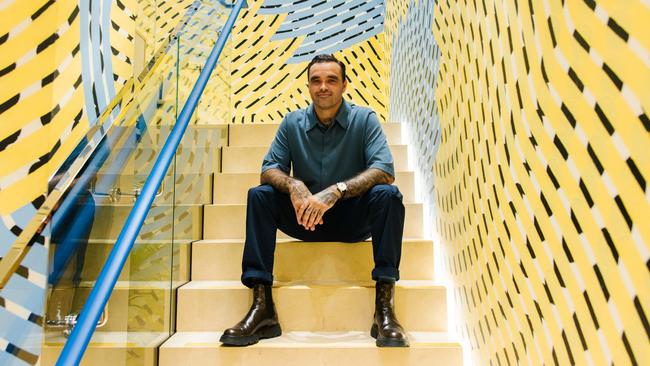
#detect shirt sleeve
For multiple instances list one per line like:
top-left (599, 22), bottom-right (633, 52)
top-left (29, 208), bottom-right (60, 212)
top-left (364, 111), bottom-right (395, 177)
top-left (261, 117), bottom-right (291, 174)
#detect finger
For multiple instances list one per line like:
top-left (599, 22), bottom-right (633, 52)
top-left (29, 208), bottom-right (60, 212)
top-left (300, 204), bottom-right (314, 227)
top-left (296, 202), bottom-right (308, 225)
top-left (313, 212), bottom-right (324, 228)
top-left (303, 206), bottom-right (315, 229)
top-left (307, 208), bottom-right (320, 229)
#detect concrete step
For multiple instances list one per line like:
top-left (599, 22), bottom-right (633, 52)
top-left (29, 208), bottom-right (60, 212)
top-left (213, 171), bottom-right (415, 204)
top-left (159, 331), bottom-right (462, 366)
top-left (99, 147), bottom-right (221, 175)
top-left (90, 203), bottom-right (203, 241)
top-left (49, 239), bottom-right (191, 283)
top-left (221, 145), bottom-right (409, 174)
top-left (92, 173), bottom-right (213, 205)
top-left (138, 124), bottom-right (227, 148)
top-left (176, 280), bottom-right (447, 332)
top-left (42, 331), bottom-right (167, 366)
top-left (203, 203), bottom-right (422, 239)
top-left (46, 281), bottom-right (184, 333)
top-left (228, 122), bottom-right (402, 147)
top-left (191, 239), bottom-right (434, 282)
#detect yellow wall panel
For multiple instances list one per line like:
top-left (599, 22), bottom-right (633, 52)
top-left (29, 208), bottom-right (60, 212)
top-left (229, 0), bottom-right (387, 124)
top-left (389, 0), bottom-right (649, 364)
top-left (0, 1), bottom-right (44, 34)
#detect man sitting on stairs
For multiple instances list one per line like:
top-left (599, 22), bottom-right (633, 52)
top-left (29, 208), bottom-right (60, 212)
top-left (220, 54), bottom-right (409, 348)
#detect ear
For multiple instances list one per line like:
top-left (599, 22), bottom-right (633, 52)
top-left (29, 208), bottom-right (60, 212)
top-left (342, 79), bottom-right (348, 93)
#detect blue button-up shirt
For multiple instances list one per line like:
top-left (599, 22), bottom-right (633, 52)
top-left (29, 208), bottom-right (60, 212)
top-left (261, 99), bottom-right (394, 194)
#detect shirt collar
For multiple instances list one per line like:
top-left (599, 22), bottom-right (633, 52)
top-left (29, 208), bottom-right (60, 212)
top-left (307, 99), bottom-right (350, 131)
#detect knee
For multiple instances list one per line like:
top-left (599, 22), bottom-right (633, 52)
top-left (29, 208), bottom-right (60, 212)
top-left (368, 184), bottom-right (403, 202)
top-left (247, 184), bottom-right (276, 203)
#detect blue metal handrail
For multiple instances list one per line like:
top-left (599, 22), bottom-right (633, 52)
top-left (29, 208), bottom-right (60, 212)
top-left (55, 0), bottom-right (247, 364)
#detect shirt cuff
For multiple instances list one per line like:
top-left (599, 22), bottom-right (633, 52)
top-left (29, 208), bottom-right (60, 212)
top-left (261, 163), bottom-right (290, 175)
top-left (368, 162), bottom-right (395, 178)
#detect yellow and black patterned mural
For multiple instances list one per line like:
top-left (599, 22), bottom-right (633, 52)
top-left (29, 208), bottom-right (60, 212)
top-left (228, 0), bottom-right (388, 124)
top-left (388, 0), bottom-right (649, 364)
top-left (0, 0), bottom-right (194, 363)
top-left (1, 0), bottom-right (648, 364)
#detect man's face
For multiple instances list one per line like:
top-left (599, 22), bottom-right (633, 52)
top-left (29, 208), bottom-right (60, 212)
top-left (308, 62), bottom-right (347, 111)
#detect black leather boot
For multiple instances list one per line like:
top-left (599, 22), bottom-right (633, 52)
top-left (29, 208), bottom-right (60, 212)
top-left (220, 283), bottom-right (282, 346)
top-left (371, 281), bottom-right (409, 347)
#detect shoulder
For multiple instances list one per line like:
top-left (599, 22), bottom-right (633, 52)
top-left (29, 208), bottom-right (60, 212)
top-left (281, 107), bottom-right (310, 129)
top-left (348, 103), bottom-right (375, 122)
top-left (348, 103), bottom-right (379, 131)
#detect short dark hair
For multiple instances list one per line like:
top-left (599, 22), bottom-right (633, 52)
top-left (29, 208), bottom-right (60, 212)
top-left (306, 54), bottom-right (346, 81)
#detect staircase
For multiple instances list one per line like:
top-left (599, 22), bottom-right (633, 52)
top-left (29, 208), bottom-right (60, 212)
top-left (41, 122), bottom-right (461, 365)
top-left (158, 122), bottom-right (463, 365)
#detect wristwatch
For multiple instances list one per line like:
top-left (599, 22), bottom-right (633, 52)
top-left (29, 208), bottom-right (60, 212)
top-left (336, 182), bottom-right (347, 198)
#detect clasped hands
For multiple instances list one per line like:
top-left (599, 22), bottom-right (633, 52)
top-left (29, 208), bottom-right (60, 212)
top-left (289, 180), bottom-right (341, 231)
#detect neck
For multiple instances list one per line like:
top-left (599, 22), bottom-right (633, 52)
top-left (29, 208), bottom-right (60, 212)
top-left (314, 100), bottom-right (342, 126)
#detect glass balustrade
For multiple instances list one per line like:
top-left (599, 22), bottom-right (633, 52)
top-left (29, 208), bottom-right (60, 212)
top-left (39, 1), bottom-right (234, 364)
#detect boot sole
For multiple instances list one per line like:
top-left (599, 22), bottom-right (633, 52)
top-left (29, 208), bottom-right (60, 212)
top-left (370, 324), bottom-right (410, 347)
top-left (220, 324), bottom-right (282, 346)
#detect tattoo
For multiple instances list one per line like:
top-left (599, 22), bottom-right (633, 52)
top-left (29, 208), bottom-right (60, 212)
top-left (261, 168), bottom-right (310, 199)
top-left (261, 169), bottom-right (295, 192)
top-left (290, 181), bottom-right (311, 203)
top-left (314, 186), bottom-right (340, 206)
top-left (344, 168), bottom-right (394, 198)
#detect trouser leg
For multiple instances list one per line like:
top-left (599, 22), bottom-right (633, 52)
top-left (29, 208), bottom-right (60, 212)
top-left (323, 184), bottom-right (405, 281)
top-left (241, 185), bottom-right (320, 287)
top-left (366, 184), bottom-right (405, 281)
top-left (241, 184), bottom-right (405, 286)
top-left (241, 185), bottom-right (282, 287)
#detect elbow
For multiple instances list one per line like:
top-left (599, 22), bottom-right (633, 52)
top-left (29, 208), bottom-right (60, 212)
top-left (260, 170), bottom-right (269, 185)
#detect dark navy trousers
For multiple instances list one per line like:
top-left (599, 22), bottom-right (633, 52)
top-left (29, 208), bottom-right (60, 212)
top-left (241, 184), bottom-right (405, 288)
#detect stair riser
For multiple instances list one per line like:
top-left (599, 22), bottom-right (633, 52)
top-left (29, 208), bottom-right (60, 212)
top-left (46, 287), bottom-right (175, 332)
top-left (90, 205), bottom-right (203, 241)
top-left (160, 347), bottom-right (461, 366)
top-left (93, 173), bottom-right (213, 205)
top-left (229, 123), bottom-right (402, 147)
top-left (139, 125), bottom-right (227, 148)
top-left (50, 241), bottom-right (190, 282)
top-left (203, 203), bottom-right (422, 239)
top-left (214, 172), bottom-right (415, 204)
top-left (99, 148), bottom-right (221, 175)
top-left (42, 346), bottom-right (157, 366)
top-left (221, 145), bottom-right (409, 174)
top-left (176, 286), bottom-right (447, 332)
top-left (191, 241), bottom-right (433, 281)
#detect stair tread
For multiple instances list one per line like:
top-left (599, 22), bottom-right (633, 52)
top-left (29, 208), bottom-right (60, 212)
top-left (223, 144), bottom-right (408, 149)
top-left (193, 238), bottom-right (431, 244)
top-left (95, 203), bottom-right (203, 207)
top-left (74, 280), bottom-right (187, 289)
top-left (214, 171), bottom-right (414, 176)
top-left (44, 331), bottom-right (169, 347)
top-left (161, 331), bottom-right (460, 348)
top-left (180, 280), bottom-right (443, 289)
top-left (205, 202), bottom-right (421, 207)
top-left (87, 239), bottom-right (193, 244)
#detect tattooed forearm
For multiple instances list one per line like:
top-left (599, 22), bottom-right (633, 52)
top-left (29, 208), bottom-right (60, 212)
top-left (314, 186), bottom-right (341, 206)
top-left (344, 168), bottom-right (394, 198)
top-left (261, 169), bottom-right (296, 192)
top-left (261, 168), bottom-right (310, 199)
